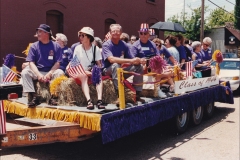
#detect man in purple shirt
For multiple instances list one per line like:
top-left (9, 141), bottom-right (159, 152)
top-left (201, 37), bottom-right (213, 61)
top-left (21, 24), bottom-right (64, 107)
top-left (102, 24), bottom-right (145, 104)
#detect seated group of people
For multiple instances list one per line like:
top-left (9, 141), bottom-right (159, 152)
top-left (20, 23), bottom-right (213, 110)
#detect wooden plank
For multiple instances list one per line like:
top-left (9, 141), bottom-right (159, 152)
top-left (1, 123), bottom-right (98, 148)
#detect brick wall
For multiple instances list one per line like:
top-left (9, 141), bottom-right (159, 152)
top-left (0, 0), bottom-right (165, 70)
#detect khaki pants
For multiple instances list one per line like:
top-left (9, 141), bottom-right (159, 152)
top-left (103, 63), bottom-right (143, 92)
top-left (20, 66), bottom-right (64, 93)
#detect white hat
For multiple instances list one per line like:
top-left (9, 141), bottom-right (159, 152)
top-left (78, 27), bottom-right (94, 37)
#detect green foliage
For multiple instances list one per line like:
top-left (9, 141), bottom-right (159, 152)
top-left (208, 7), bottom-right (235, 28)
top-left (234, 0), bottom-right (240, 30)
top-left (166, 6), bottom-right (210, 41)
top-left (166, 5), bottom-right (235, 41)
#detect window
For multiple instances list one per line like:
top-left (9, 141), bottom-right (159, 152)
top-left (46, 10), bottom-right (63, 35)
top-left (105, 18), bottom-right (116, 34)
top-left (146, 0), bottom-right (156, 4)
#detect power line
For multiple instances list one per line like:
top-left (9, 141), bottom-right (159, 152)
top-left (225, 0), bottom-right (235, 6)
top-left (208, 0), bottom-right (240, 18)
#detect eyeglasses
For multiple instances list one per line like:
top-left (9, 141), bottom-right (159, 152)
top-left (203, 43), bottom-right (209, 47)
top-left (155, 44), bottom-right (160, 47)
top-left (111, 30), bottom-right (120, 34)
top-left (131, 39), bottom-right (136, 41)
top-left (139, 32), bottom-right (148, 35)
top-left (79, 34), bottom-right (86, 38)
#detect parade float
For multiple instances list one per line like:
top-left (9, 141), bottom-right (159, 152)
top-left (0, 50), bottom-right (234, 148)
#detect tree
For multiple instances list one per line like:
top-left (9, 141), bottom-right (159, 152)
top-left (234, 0), bottom-right (240, 30)
top-left (208, 7), bottom-right (235, 28)
top-left (166, 6), bottom-right (210, 41)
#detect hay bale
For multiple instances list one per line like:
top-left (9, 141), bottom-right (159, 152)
top-left (34, 81), bottom-right (51, 103)
top-left (57, 78), bottom-right (118, 106)
top-left (27, 81), bottom-right (50, 103)
top-left (141, 83), bottom-right (158, 98)
top-left (56, 78), bottom-right (136, 106)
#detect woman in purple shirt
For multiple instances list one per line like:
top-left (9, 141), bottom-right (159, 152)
top-left (192, 41), bottom-right (211, 77)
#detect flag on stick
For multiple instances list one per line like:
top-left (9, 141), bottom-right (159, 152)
top-left (0, 100), bottom-right (6, 135)
top-left (2, 64), bottom-right (16, 82)
top-left (186, 61), bottom-right (193, 77)
top-left (103, 32), bottom-right (111, 43)
top-left (66, 55), bottom-right (86, 78)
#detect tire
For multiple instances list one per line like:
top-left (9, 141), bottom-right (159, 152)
top-left (175, 112), bottom-right (189, 134)
top-left (192, 106), bottom-right (204, 125)
top-left (204, 102), bottom-right (215, 119)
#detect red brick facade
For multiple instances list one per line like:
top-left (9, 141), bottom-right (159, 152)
top-left (0, 0), bottom-right (165, 70)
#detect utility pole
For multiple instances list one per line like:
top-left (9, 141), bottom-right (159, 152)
top-left (200, 0), bottom-right (205, 42)
top-left (183, 0), bottom-right (185, 26)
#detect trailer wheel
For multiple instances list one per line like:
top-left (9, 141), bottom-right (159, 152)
top-left (192, 106), bottom-right (204, 125)
top-left (175, 112), bottom-right (189, 133)
top-left (204, 102), bottom-right (215, 119)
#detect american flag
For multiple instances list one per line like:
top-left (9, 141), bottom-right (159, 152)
top-left (103, 32), bottom-right (111, 43)
top-left (0, 100), bottom-right (6, 135)
top-left (66, 55), bottom-right (86, 78)
top-left (186, 61), bottom-right (193, 77)
top-left (2, 64), bottom-right (15, 82)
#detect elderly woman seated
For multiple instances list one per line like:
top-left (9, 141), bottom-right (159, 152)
top-left (55, 33), bottom-right (73, 73)
top-left (191, 41), bottom-right (211, 77)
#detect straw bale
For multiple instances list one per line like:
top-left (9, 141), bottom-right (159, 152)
top-left (141, 83), bottom-right (158, 98)
top-left (57, 78), bottom-right (118, 106)
top-left (56, 78), bottom-right (136, 106)
top-left (35, 82), bottom-right (51, 103)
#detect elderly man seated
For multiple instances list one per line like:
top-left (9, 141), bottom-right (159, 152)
top-left (130, 23), bottom-right (175, 98)
top-left (102, 24), bottom-right (145, 104)
top-left (21, 24), bottom-right (64, 107)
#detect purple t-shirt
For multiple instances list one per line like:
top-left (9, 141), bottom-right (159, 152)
top-left (130, 40), bottom-right (158, 58)
top-left (201, 48), bottom-right (212, 61)
top-left (60, 46), bottom-right (73, 71)
top-left (192, 51), bottom-right (207, 70)
top-left (159, 45), bottom-right (171, 58)
top-left (177, 45), bottom-right (187, 62)
top-left (26, 41), bottom-right (62, 72)
top-left (102, 40), bottom-right (133, 68)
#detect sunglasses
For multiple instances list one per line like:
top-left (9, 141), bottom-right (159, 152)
top-left (203, 43), bottom-right (209, 46)
top-left (139, 32), bottom-right (148, 35)
top-left (79, 34), bottom-right (86, 38)
top-left (131, 39), bottom-right (136, 41)
top-left (155, 44), bottom-right (160, 47)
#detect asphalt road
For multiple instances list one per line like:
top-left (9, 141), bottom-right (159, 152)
top-left (1, 96), bottom-right (239, 160)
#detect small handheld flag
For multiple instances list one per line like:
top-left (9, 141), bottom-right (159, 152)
top-left (66, 55), bottom-right (86, 78)
top-left (2, 64), bottom-right (16, 82)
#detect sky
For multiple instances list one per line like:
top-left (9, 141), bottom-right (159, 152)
top-left (165, 0), bottom-right (236, 20)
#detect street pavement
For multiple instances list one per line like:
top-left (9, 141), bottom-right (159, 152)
top-left (0, 96), bottom-right (239, 160)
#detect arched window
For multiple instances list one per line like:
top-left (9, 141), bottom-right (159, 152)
top-left (105, 18), bottom-right (116, 34)
top-left (46, 10), bottom-right (63, 35)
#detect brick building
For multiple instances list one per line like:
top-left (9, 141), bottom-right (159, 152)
top-left (0, 0), bottom-right (165, 70)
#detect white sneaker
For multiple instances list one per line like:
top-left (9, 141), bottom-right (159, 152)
top-left (158, 88), bottom-right (167, 98)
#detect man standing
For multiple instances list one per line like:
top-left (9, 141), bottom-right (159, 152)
top-left (102, 24), bottom-right (145, 104)
top-left (21, 24), bottom-right (64, 107)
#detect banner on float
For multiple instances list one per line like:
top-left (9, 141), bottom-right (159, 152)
top-left (174, 76), bottom-right (219, 94)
